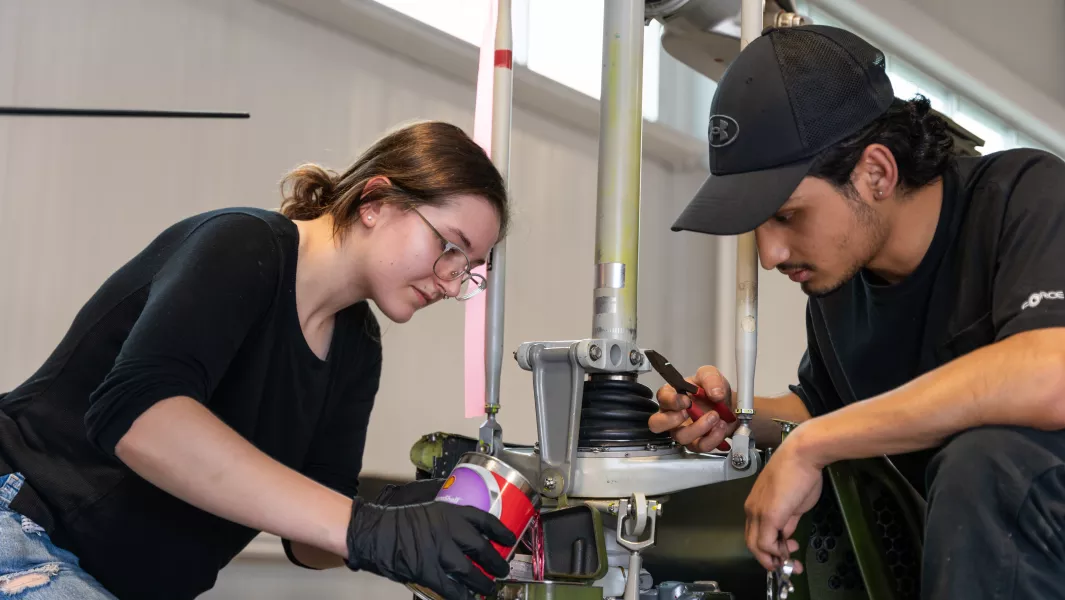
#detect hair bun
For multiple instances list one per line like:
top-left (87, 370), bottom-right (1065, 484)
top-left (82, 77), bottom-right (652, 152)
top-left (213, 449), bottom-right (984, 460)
top-left (906, 95), bottom-right (953, 175)
top-left (279, 164), bottom-right (339, 220)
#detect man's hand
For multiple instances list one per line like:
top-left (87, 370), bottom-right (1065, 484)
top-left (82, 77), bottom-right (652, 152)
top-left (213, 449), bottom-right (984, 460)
top-left (743, 425), bottom-right (823, 573)
top-left (649, 365), bottom-right (738, 452)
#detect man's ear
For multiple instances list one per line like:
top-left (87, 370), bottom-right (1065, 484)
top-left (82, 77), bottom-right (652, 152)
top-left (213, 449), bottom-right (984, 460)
top-left (860, 144), bottom-right (899, 201)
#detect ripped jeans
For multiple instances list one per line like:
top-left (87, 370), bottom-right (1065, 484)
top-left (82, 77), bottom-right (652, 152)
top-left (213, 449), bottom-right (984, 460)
top-left (0, 473), bottom-right (116, 599)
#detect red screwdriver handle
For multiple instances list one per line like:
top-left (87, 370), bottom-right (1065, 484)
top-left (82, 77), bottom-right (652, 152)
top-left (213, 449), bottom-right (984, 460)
top-left (684, 387), bottom-right (735, 451)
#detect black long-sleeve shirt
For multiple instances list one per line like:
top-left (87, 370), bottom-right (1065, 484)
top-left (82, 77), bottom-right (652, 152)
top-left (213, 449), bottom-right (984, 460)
top-left (0, 207), bottom-right (382, 599)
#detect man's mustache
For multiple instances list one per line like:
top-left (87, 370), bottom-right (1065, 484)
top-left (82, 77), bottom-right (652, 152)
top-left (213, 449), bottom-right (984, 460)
top-left (778, 263), bottom-right (815, 273)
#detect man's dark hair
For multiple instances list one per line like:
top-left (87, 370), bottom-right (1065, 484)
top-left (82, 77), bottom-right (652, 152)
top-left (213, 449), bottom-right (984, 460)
top-left (808, 95), bottom-right (954, 195)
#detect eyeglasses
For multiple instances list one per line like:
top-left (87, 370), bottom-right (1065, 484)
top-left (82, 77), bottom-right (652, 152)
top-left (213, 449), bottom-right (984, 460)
top-left (409, 207), bottom-right (486, 301)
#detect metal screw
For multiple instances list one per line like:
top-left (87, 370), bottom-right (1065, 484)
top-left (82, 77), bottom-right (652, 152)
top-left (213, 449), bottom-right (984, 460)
top-left (589, 344), bottom-right (602, 361)
top-left (543, 477), bottom-right (557, 491)
top-left (731, 453), bottom-right (749, 469)
top-left (629, 350), bottom-right (642, 366)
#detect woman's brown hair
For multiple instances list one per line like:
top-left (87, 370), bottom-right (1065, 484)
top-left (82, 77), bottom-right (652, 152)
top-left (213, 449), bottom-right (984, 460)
top-left (279, 120), bottom-right (509, 239)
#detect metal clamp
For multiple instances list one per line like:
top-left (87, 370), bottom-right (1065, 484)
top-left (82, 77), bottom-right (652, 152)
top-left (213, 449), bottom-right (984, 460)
top-left (477, 410), bottom-right (503, 457)
top-left (730, 423), bottom-right (755, 470)
top-left (616, 492), bottom-right (659, 552)
top-left (575, 339), bottom-right (653, 374)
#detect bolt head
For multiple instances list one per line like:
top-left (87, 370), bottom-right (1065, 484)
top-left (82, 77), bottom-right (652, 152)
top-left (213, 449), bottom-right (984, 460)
top-left (629, 350), bottom-right (642, 365)
top-left (589, 344), bottom-right (602, 361)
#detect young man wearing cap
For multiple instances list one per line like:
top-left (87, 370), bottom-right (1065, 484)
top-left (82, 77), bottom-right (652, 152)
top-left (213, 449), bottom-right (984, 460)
top-left (650, 24), bottom-right (1065, 599)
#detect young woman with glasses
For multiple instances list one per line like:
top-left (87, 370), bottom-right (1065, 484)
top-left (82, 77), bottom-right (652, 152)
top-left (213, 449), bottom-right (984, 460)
top-left (0, 121), bottom-right (514, 600)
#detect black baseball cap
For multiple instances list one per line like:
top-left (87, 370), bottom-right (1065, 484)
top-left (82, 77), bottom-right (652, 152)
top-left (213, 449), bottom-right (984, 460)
top-left (671, 25), bottom-right (894, 236)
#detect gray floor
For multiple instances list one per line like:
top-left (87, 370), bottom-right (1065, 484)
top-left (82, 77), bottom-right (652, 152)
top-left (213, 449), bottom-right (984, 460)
top-left (199, 532), bottom-right (411, 600)
top-left (202, 558), bottom-right (411, 600)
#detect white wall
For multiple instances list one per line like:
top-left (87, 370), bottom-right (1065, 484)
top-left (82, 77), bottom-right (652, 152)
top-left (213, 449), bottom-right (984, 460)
top-left (901, 0), bottom-right (1065, 106)
top-left (0, 1), bottom-right (804, 598)
top-left (807, 0), bottom-right (1065, 154)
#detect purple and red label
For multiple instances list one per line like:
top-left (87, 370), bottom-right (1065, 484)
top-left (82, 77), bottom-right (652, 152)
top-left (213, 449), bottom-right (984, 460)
top-left (435, 462), bottom-right (535, 569)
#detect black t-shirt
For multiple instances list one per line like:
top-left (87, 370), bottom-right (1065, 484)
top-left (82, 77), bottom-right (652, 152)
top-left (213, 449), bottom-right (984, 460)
top-left (790, 148), bottom-right (1065, 495)
top-left (0, 208), bottom-right (382, 599)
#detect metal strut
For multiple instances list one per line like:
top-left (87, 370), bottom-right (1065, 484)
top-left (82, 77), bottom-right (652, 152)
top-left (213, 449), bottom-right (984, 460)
top-left (478, 0), bottom-right (513, 457)
top-left (592, 0), bottom-right (644, 345)
top-left (728, 0), bottom-right (765, 473)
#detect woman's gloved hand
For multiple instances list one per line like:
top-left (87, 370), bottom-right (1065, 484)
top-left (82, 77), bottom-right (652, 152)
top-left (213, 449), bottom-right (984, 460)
top-left (374, 478), bottom-right (445, 506)
top-left (345, 497), bottom-right (517, 600)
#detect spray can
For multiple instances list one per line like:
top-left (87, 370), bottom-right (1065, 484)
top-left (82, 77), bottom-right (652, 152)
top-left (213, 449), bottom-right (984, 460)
top-left (408, 452), bottom-right (540, 600)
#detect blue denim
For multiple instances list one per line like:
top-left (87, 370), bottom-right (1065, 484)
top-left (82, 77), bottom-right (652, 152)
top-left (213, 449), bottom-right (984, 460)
top-left (0, 473), bottom-right (117, 598)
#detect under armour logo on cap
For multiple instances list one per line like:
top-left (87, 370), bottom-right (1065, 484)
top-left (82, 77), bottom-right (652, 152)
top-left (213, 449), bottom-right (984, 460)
top-left (708, 115), bottom-right (739, 148)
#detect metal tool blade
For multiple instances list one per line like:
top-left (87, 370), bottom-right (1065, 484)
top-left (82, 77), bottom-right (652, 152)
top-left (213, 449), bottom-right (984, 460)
top-left (645, 350), bottom-right (698, 395)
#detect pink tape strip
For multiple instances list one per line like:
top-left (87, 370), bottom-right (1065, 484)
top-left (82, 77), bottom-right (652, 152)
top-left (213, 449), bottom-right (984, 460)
top-left (464, 0), bottom-right (497, 419)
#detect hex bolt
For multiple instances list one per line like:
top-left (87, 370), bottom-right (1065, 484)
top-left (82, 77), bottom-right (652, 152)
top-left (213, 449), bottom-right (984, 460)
top-left (543, 477), bottom-right (557, 491)
top-left (589, 344), bottom-right (602, 361)
top-left (629, 350), bottom-right (642, 365)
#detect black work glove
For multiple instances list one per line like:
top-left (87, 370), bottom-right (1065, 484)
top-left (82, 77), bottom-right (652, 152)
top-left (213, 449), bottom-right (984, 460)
top-left (345, 497), bottom-right (517, 600)
top-left (374, 478), bottom-right (445, 506)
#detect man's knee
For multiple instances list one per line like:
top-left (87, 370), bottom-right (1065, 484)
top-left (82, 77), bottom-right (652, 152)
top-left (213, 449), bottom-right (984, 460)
top-left (929, 426), bottom-right (1016, 483)
top-left (926, 426), bottom-right (1063, 518)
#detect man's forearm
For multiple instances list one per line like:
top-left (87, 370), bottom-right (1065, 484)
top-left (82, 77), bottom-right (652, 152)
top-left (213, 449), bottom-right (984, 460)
top-left (794, 328), bottom-right (1065, 467)
top-left (116, 396), bottom-right (352, 559)
top-left (749, 392), bottom-right (812, 447)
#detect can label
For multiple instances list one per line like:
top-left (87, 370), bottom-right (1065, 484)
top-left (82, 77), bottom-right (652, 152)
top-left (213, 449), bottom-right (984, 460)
top-left (436, 462), bottom-right (536, 564)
